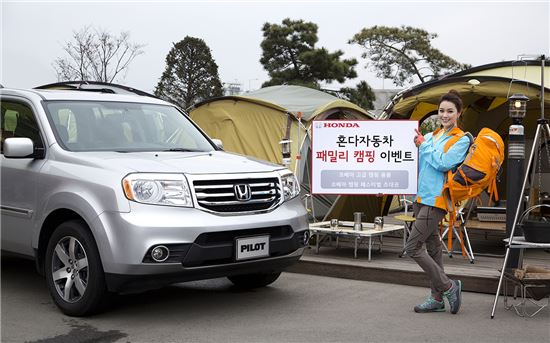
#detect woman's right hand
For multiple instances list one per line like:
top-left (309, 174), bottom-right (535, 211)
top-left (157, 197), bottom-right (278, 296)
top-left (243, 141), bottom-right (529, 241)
top-left (414, 128), bottom-right (425, 147)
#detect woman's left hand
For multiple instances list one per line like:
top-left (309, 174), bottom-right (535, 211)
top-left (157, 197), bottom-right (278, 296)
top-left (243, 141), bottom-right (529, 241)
top-left (414, 128), bottom-right (425, 147)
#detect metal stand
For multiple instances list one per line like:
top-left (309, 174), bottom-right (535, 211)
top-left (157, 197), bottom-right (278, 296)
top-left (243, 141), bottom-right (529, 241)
top-left (491, 55), bottom-right (550, 318)
top-left (503, 269), bottom-right (550, 318)
top-left (490, 119), bottom-right (550, 318)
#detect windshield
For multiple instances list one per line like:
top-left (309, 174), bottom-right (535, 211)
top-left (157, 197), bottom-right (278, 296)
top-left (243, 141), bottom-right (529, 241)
top-left (44, 101), bottom-right (215, 152)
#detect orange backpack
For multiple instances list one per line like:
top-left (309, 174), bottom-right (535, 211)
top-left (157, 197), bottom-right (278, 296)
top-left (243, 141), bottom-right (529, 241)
top-left (441, 128), bottom-right (505, 253)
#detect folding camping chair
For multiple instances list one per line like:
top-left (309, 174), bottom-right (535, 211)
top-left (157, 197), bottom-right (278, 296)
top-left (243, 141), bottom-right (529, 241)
top-left (440, 199), bottom-right (476, 263)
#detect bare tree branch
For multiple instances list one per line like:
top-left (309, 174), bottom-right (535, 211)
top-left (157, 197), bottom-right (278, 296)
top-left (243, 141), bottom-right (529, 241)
top-left (53, 26), bottom-right (145, 83)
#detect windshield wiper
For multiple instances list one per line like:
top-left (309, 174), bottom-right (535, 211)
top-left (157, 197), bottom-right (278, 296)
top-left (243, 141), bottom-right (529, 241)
top-left (163, 148), bottom-right (202, 152)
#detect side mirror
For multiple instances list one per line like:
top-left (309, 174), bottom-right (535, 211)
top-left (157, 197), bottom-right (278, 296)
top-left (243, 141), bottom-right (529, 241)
top-left (4, 137), bottom-right (37, 158)
top-left (212, 138), bottom-right (224, 150)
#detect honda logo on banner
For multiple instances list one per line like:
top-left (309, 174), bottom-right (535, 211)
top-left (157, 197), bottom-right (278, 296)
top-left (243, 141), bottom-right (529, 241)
top-left (234, 184), bottom-right (252, 201)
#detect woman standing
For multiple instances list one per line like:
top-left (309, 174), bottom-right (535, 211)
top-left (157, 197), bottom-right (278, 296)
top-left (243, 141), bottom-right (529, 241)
top-left (406, 90), bottom-right (470, 314)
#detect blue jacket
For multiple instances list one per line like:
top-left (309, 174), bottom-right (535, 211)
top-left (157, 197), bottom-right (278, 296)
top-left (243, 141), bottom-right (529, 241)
top-left (415, 127), bottom-right (470, 210)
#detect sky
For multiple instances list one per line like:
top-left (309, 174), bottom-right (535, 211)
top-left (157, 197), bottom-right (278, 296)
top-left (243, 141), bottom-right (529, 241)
top-left (1, 0), bottom-right (549, 94)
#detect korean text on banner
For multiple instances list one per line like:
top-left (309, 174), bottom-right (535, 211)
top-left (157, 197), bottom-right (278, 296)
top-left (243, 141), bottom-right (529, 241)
top-left (311, 120), bottom-right (418, 195)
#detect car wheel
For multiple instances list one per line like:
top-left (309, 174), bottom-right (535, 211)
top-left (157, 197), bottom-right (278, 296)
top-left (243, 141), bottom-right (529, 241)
top-left (45, 219), bottom-right (107, 316)
top-left (227, 272), bottom-right (282, 289)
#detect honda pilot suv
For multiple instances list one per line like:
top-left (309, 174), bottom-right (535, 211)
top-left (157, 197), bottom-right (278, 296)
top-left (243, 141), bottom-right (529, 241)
top-left (0, 84), bottom-right (308, 316)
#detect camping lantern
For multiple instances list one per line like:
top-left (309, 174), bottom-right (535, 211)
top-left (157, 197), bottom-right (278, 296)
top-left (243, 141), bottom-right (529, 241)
top-left (509, 93), bottom-right (529, 121)
top-left (506, 92), bottom-right (529, 271)
top-left (279, 139), bottom-right (292, 166)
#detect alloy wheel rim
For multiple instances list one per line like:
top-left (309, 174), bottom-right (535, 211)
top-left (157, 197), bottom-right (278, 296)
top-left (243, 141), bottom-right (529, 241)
top-left (51, 236), bottom-right (89, 303)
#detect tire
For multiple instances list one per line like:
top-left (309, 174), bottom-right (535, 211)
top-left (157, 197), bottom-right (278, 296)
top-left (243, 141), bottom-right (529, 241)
top-left (44, 219), bottom-right (107, 316)
top-left (227, 272), bottom-right (282, 289)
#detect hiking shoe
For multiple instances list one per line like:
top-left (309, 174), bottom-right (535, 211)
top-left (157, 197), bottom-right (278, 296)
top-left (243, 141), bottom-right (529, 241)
top-left (443, 280), bottom-right (462, 314)
top-left (414, 296), bottom-right (445, 313)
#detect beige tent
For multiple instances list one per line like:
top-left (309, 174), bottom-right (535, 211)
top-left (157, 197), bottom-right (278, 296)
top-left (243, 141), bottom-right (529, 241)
top-left (382, 59), bottom-right (550, 202)
top-left (190, 85), bottom-right (373, 170)
top-left (189, 85), bottom-right (387, 220)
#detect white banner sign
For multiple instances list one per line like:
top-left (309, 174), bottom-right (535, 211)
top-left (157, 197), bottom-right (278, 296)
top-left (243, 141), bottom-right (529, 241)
top-left (311, 120), bottom-right (419, 195)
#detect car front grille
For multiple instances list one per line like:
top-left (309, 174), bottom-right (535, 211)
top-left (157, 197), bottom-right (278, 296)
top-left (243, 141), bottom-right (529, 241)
top-left (193, 177), bottom-right (281, 213)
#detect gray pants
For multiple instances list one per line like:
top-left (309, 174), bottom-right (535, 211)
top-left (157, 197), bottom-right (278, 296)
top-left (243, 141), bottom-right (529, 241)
top-left (405, 202), bottom-right (451, 296)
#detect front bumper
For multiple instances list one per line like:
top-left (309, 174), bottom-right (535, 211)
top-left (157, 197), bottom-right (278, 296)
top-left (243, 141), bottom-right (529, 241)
top-left (105, 247), bottom-right (304, 293)
top-left (91, 196), bottom-right (308, 283)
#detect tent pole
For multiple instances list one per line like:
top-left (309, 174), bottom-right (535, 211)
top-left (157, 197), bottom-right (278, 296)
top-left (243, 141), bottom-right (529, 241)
top-left (540, 55), bottom-right (545, 120)
top-left (322, 195), bottom-right (342, 222)
top-left (297, 125), bottom-right (309, 181)
top-left (295, 112), bottom-right (302, 176)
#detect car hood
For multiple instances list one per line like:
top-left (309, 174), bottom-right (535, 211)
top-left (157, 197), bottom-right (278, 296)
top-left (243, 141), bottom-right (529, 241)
top-left (58, 150), bottom-right (285, 175)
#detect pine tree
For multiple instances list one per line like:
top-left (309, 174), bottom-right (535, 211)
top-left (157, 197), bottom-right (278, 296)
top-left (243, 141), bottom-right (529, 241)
top-left (155, 36), bottom-right (223, 109)
top-left (350, 25), bottom-right (471, 86)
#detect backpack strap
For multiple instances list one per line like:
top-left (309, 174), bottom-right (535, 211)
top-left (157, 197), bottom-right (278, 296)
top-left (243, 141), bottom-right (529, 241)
top-left (442, 130), bottom-right (473, 153)
top-left (440, 129), bottom-right (471, 252)
top-left (447, 214), bottom-right (454, 252)
top-left (486, 165), bottom-right (500, 206)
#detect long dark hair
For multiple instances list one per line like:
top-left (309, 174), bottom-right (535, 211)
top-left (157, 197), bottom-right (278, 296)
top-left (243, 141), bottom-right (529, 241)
top-left (438, 89), bottom-right (464, 129)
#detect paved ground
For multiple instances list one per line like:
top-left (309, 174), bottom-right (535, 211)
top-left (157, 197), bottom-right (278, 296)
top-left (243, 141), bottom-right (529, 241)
top-left (1, 256), bottom-right (548, 343)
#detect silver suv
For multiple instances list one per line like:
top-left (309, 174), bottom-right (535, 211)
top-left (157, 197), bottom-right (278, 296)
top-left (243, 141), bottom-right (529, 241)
top-left (0, 86), bottom-right (308, 316)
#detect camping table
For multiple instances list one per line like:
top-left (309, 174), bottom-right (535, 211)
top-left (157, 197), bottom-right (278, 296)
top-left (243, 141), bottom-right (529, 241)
top-left (309, 221), bottom-right (403, 260)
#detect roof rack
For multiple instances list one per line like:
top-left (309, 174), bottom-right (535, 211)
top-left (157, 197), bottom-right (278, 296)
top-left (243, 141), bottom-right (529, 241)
top-left (34, 81), bottom-right (159, 99)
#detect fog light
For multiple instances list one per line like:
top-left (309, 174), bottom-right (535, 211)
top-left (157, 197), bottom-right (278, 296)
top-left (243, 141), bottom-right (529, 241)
top-left (151, 245), bottom-right (169, 262)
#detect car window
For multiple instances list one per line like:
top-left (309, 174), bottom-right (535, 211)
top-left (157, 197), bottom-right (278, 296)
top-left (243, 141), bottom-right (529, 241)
top-left (44, 101), bottom-right (214, 152)
top-left (1, 101), bottom-right (43, 154)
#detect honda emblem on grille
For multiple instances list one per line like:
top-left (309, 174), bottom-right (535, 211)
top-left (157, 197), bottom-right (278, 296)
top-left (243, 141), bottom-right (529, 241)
top-left (234, 184), bottom-right (252, 201)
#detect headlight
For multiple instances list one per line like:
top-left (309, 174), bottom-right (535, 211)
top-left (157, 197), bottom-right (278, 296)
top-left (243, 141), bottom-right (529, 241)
top-left (122, 173), bottom-right (193, 207)
top-left (279, 170), bottom-right (300, 202)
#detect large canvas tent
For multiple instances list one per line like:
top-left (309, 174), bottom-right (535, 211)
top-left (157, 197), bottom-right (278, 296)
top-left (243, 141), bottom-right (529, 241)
top-left (189, 85), bottom-right (387, 220)
top-left (382, 59), bottom-right (550, 202)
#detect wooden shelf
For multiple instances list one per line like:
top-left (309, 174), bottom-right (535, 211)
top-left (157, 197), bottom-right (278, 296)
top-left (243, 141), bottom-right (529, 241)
top-left (465, 218), bottom-right (506, 231)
